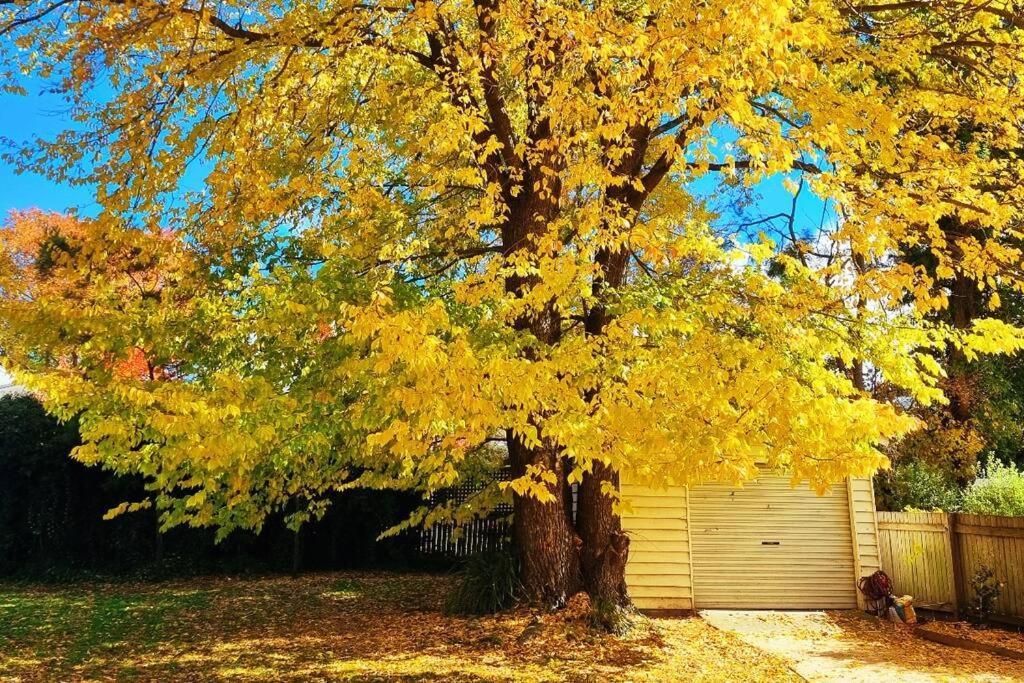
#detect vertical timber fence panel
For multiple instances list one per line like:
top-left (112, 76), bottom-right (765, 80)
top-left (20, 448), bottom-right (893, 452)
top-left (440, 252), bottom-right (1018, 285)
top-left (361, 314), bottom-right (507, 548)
top-left (954, 513), bottom-right (1024, 622)
top-left (877, 512), bottom-right (957, 612)
top-left (878, 511), bottom-right (1024, 622)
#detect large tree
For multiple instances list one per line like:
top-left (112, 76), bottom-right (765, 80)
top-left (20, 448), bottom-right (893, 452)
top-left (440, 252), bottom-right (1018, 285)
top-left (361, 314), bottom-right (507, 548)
top-left (2, 0), bottom-right (1024, 612)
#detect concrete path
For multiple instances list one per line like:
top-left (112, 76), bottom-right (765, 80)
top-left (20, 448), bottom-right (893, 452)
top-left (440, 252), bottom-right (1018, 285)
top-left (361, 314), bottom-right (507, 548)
top-left (700, 609), bottom-right (1024, 682)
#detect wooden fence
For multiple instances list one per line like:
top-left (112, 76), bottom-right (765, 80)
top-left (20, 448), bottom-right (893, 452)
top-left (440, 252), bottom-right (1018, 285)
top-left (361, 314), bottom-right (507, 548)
top-left (418, 470), bottom-right (512, 559)
top-left (878, 511), bottom-right (1024, 623)
top-left (419, 515), bottom-right (510, 558)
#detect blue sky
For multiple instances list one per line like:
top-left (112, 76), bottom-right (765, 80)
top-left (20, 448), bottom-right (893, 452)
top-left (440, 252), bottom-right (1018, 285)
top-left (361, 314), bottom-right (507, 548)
top-left (0, 78), bottom-right (831, 239)
top-left (0, 81), bottom-right (99, 216)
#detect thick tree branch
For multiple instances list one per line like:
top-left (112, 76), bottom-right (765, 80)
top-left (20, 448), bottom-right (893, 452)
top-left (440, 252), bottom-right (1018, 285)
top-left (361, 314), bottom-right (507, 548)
top-left (648, 114), bottom-right (687, 139)
top-left (474, 0), bottom-right (521, 172)
top-left (694, 158), bottom-right (824, 174)
top-left (416, 19), bottom-right (515, 204)
top-left (638, 102), bottom-right (720, 204)
top-left (841, 1), bottom-right (1024, 30)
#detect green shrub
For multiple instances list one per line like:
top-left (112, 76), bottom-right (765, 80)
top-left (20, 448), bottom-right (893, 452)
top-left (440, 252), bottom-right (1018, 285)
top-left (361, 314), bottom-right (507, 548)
top-left (961, 458), bottom-right (1024, 516)
top-left (875, 460), bottom-right (962, 512)
top-left (445, 549), bottom-right (520, 615)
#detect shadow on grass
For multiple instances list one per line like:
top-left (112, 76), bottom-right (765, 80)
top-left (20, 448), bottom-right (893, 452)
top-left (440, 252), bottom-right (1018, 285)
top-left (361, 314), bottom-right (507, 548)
top-left (0, 573), bottom-right (788, 682)
top-left (1, 587), bottom-right (210, 669)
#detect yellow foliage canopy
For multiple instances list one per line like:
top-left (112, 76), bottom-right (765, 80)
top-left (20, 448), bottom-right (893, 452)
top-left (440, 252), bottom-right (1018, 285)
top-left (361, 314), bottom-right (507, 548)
top-left (1, 0), bottom-right (1023, 530)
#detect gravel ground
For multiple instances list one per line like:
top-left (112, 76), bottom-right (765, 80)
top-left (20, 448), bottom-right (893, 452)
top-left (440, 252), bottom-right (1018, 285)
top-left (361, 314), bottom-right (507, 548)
top-left (701, 609), bottom-right (1024, 682)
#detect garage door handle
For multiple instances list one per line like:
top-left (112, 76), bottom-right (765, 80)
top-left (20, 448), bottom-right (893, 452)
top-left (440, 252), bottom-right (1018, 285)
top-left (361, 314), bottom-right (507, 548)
top-left (761, 541), bottom-right (781, 545)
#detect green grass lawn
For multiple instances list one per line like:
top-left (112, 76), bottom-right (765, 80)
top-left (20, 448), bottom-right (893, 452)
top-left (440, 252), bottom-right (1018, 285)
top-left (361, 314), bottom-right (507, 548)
top-left (2, 587), bottom-right (209, 675)
top-left (0, 572), bottom-right (803, 682)
top-left (5, 573), bottom-right (1024, 682)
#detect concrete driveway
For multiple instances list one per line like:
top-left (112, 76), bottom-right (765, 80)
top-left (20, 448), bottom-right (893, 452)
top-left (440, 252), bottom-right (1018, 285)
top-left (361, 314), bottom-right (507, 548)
top-left (700, 610), bottom-right (1024, 682)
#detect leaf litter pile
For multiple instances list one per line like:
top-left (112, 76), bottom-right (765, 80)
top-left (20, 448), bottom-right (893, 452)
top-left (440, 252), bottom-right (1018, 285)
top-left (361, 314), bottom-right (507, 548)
top-left (0, 572), bottom-right (797, 681)
top-left (7, 573), bottom-right (1024, 681)
top-left (919, 619), bottom-right (1024, 657)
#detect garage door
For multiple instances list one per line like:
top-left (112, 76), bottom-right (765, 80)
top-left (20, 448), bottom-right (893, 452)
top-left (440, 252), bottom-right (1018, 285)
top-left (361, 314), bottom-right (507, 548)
top-left (689, 474), bottom-right (858, 609)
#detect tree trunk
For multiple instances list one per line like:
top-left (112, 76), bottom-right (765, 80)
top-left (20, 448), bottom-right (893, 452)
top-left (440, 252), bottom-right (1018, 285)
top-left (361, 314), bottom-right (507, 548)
top-left (508, 434), bottom-right (582, 607)
top-left (576, 246), bottom-right (632, 611)
top-left (291, 527), bottom-right (302, 577)
top-left (948, 270), bottom-right (980, 422)
top-left (942, 217), bottom-right (981, 424)
top-left (576, 462), bottom-right (630, 607)
top-left (154, 513), bottom-right (164, 566)
top-left (290, 499), bottom-right (303, 577)
top-left (498, 144), bottom-right (585, 606)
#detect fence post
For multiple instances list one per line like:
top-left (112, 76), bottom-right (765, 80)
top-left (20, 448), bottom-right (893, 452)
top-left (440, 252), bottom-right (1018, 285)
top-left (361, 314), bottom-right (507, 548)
top-left (948, 512), bottom-right (966, 619)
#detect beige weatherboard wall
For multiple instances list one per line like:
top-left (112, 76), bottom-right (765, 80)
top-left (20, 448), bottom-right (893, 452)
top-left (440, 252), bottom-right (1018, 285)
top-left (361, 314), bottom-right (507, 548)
top-left (622, 469), bottom-right (880, 611)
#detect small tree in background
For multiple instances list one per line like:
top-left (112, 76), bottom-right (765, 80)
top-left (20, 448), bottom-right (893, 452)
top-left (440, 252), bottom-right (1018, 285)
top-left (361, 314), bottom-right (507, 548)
top-left (875, 285), bottom-right (1024, 512)
top-left (968, 563), bottom-right (1004, 626)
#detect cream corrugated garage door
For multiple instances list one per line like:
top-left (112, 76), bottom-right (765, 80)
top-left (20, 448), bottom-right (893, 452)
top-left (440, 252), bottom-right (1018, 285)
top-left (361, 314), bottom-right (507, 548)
top-left (689, 473), bottom-right (858, 609)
